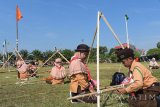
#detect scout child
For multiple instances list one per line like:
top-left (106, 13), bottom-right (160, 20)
top-left (149, 57), bottom-right (159, 69)
top-left (116, 48), bottom-right (160, 107)
top-left (16, 57), bottom-right (29, 80)
top-left (28, 61), bottom-right (38, 78)
top-left (69, 44), bottom-right (97, 103)
top-left (43, 58), bottom-right (66, 85)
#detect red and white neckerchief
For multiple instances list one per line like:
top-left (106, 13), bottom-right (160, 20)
top-left (55, 65), bottom-right (62, 70)
top-left (70, 55), bottom-right (92, 81)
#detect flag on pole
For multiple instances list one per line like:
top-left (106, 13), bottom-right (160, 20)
top-left (2, 40), bottom-right (7, 56)
top-left (16, 5), bottom-right (23, 21)
top-left (2, 40), bottom-right (6, 47)
top-left (125, 14), bottom-right (129, 20)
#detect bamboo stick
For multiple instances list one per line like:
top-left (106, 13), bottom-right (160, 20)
top-left (57, 51), bottom-right (70, 63)
top-left (33, 50), bottom-right (59, 74)
top-left (100, 13), bottom-right (124, 49)
top-left (54, 47), bottom-right (70, 63)
top-left (67, 83), bottom-right (131, 100)
top-left (1, 54), bottom-right (14, 68)
top-left (14, 49), bottom-right (24, 61)
top-left (86, 26), bottom-right (97, 64)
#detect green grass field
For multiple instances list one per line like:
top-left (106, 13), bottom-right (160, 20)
top-left (0, 63), bottom-right (160, 107)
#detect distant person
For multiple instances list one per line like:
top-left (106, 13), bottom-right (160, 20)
top-left (35, 60), bottom-right (39, 66)
top-left (69, 44), bottom-right (97, 103)
top-left (149, 58), bottom-right (159, 69)
top-left (116, 48), bottom-right (160, 107)
top-left (28, 61), bottom-right (38, 78)
top-left (43, 58), bottom-right (66, 85)
top-left (16, 57), bottom-right (29, 80)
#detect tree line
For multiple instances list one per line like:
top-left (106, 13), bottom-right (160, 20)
top-left (0, 41), bottom-right (160, 64)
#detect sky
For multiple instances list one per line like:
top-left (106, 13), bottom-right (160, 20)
top-left (0, 0), bottom-right (160, 52)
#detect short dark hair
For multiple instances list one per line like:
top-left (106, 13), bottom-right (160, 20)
top-left (29, 61), bottom-right (35, 65)
top-left (116, 48), bottom-right (134, 61)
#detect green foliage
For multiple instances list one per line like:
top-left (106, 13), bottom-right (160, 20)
top-left (31, 49), bottom-right (43, 61)
top-left (19, 49), bottom-right (29, 60)
top-left (147, 48), bottom-right (160, 59)
top-left (89, 48), bottom-right (96, 62)
top-left (43, 50), bottom-right (54, 60)
top-left (27, 54), bottom-right (34, 60)
top-left (110, 53), bottom-right (118, 63)
top-left (157, 42), bottom-right (160, 48)
top-left (88, 46), bottom-right (108, 63)
top-left (108, 48), bottom-right (118, 63)
top-left (134, 51), bottom-right (141, 58)
top-left (60, 49), bottom-right (74, 61)
top-left (99, 46), bottom-right (108, 54)
top-left (0, 53), bottom-right (3, 60)
top-left (4, 45), bottom-right (152, 63)
top-left (109, 48), bottom-right (116, 55)
top-left (8, 52), bottom-right (16, 62)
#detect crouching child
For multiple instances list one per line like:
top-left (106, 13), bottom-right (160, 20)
top-left (69, 44), bottom-right (97, 103)
top-left (116, 48), bottom-right (160, 107)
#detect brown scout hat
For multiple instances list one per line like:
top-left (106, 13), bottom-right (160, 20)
top-left (75, 44), bottom-right (90, 52)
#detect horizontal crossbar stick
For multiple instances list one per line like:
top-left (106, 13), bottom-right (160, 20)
top-left (67, 83), bottom-right (131, 100)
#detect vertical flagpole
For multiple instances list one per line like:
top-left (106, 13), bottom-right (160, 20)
top-left (2, 43), bottom-right (5, 67)
top-left (125, 16), bottom-right (129, 48)
top-left (16, 17), bottom-right (19, 78)
top-left (16, 18), bottom-right (19, 52)
top-left (97, 11), bottom-right (100, 107)
top-left (16, 5), bottom-right (22, 52)
top-left (4, 40), bottom-right (7, 60)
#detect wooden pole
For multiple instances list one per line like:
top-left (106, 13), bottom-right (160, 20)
top-left (101, 14), bottom-right (124, 49)
top-left (1, 54), bottom-right (14, 68)
top-left (33, 50), bottom-right (59, 73)
top-left (86, 26), bottom-right (97, 64)
top-left (67, 84), bottom-right (130, 100)
top-left (42, 50), bottom-right (59, 67)
top-left (14, 49), bottom-right (24, 61)
top-left (55, 47), bottom-right (70, 63)
top-left (57, 51), bottom-right (70, 63)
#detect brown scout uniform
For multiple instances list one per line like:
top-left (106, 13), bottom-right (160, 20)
top-left (16, 60), bottom-right (29, 80)
top-left (127, 60), bottom-right (160, 107)
top-left (117, 48), bottom-right (160, 107)
top-left (69, 54), bottom-right (89, 93)
top-left (50, 65), bottom-right (66, 85)
top-left (125, 60), bottom-right (157, 93)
